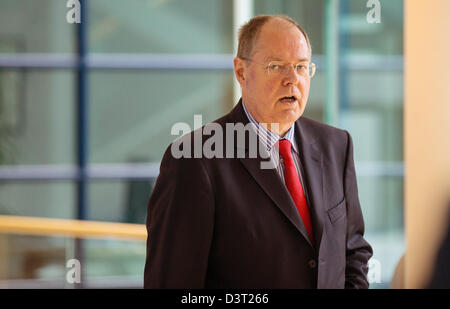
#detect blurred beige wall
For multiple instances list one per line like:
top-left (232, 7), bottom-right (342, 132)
top-left (405, 0), bottom-right (450, 288)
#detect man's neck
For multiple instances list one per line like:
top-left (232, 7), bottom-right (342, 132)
top-left (242, 102), bottom-right (293, 137)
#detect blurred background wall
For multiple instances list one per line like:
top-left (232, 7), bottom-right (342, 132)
top-left (404, 0), bottom-right (450, 289)
top-left (0, 0), bottom-right (405, 288)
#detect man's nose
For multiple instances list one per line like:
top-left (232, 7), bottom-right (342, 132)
top-left (282, 65), bottom-right (300, 86)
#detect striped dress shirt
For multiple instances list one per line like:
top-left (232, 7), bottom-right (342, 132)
top-left (242, 101), bottom-right (311, 205)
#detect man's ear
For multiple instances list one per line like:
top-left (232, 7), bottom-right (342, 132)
top-left (233, 57), bottom-right (246, 86)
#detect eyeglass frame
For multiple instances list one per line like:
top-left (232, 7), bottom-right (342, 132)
top-left (240, 57), bottom-right (316, 78)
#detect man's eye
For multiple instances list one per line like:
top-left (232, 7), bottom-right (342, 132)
top-left (296, 64), bottom-right (307, 71)
top-left (269, 64), bottom-right (280, 70)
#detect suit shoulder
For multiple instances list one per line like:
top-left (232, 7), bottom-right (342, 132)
top-left (298, 116), bottom-right (352, 162)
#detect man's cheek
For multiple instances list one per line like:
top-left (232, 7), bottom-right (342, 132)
top-left (247, 69), bottom-right (258, 82)
top-left (262, 81), bottom-right (276, 99)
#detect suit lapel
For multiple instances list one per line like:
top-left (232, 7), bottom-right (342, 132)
top-left (296, 118), bottom-right (325, 251)
top-left (239, 152), bottom-right (314, 248)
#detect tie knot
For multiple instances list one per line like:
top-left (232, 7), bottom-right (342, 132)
top-left (278, 139), bottom-right (292, 160)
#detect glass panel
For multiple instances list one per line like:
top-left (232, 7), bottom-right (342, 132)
top-left (89, 71), bottom-right (234, 164)
top-left (358, 176), bottom-right (404, 233)
top-left (0, 234), bottom-right (69, 285)
top-left (84, 238), bottom-right (145, 288)
top-left (0, 0), bottom-right (75, 54)
top-left (346, 71), bottom-right (403, 110)
top-left (88, 180), bottom-right (152, 224)
top-left (360, 176), bottom-right (405, 289)
top-left (345, 0), bottom-right (403, 55)
top-left (337, 0), bottom-right (404, 288)
top-left (341, 72), bottom-right (403, 163)
top-left (0, 70), bottom-right (75, 166)
top-left (89, 0), bottom-right (233, 54)
top-left (0, 182), bottom-right (75, 219)
top-left (0, 234), bottom-right (145, 288)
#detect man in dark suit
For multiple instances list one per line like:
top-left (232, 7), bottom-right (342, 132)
top-left (144, 15), bottom-right (373, 289)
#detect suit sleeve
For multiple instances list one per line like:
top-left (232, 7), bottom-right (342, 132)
top-left (343, 131), bottom-right (373, 289)
top-left (144, 145), bottom-right (215, 288)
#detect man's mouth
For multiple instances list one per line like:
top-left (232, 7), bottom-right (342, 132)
top-left (279, 96), bottom-right (297, 103)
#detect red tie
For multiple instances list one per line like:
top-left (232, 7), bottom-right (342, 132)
top-left (278, 139), bottom-right (314, 246)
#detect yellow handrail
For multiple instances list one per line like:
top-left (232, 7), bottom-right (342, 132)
top-left (0, 215), bottom-right (147, 241)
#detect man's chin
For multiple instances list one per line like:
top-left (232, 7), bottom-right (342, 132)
top-left (268, 111), bottom-right (302, 133)
top-left (278, 104), bottom-right (303, 120)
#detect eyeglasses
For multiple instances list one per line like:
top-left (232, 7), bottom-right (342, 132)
top-left (241, 57), bottom-right (316, 78)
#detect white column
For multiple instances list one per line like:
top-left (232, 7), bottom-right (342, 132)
top-left (232, 0), bottom-right (254, 105)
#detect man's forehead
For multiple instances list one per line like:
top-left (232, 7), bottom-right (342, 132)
top-left (258, 19), bottom-right (307, 43)
top-left (252, 35), bottom-right (310, 59)
top-left (252, 22), bottom-right (310, 59)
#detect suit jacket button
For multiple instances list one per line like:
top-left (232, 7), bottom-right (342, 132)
top-left (308, 259), bottom-right (317, 269)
